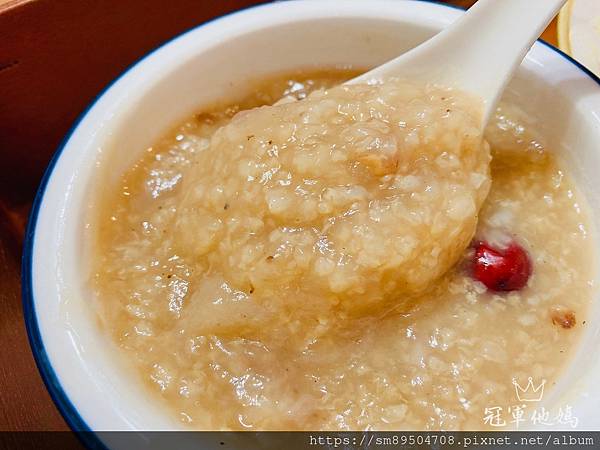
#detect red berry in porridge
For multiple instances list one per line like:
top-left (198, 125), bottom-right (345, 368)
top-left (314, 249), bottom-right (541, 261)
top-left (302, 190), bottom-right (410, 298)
top-left (473, 241), bottom-right (532, 291)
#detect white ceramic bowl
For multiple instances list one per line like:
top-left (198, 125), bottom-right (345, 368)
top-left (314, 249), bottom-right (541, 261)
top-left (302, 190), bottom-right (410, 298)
top-left (23, 0), bottom-right (600, 441)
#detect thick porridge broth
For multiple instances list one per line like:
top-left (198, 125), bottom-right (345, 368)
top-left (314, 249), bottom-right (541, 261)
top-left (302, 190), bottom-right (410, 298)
top-left (92, 70), bottom-right (594, 430)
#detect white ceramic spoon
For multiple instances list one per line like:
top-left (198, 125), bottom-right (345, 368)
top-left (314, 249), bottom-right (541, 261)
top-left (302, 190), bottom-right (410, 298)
top-left (350, 0), bottom-right (567, 125)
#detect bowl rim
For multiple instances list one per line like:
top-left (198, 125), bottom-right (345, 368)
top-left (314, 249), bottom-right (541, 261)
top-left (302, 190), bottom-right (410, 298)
top-left (20, 0), bottom-right (600, 444)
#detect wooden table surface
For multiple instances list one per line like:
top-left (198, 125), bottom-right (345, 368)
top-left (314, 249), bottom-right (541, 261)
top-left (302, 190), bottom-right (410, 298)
top-left (0, 0), bottom-right (559, 435)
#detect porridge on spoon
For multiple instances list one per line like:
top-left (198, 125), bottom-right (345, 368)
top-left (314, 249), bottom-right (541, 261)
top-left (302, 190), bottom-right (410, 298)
top-left (172, 78), bottom-right (490, 317)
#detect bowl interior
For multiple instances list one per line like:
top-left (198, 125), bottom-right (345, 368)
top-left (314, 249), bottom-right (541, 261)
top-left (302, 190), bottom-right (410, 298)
top-left (28, 0), bottom-right (600, 434)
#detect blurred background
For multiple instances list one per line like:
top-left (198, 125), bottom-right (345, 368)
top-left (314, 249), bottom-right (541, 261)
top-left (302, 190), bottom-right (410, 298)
top-left (0, 0), bottom-right (566, 433)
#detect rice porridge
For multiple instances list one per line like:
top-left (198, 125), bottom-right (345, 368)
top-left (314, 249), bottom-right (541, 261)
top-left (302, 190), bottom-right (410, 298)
top-left (91, 70), bottom-right (595, 430)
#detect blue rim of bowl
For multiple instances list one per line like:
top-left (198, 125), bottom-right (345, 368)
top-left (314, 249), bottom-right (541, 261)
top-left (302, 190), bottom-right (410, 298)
top-left (20, 0), bottom-right (600, 448)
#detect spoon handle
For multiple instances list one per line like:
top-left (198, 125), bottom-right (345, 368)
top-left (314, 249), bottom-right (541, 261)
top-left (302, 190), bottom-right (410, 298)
top-left (352, 0), bottom-right (566, 124)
